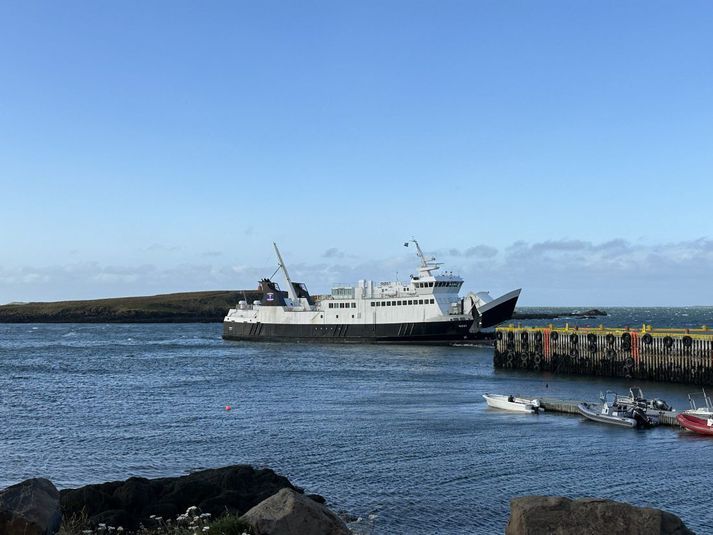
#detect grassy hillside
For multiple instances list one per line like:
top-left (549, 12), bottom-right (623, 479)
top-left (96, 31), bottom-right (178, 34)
top-left (0, 290), bottom-right (264, 323)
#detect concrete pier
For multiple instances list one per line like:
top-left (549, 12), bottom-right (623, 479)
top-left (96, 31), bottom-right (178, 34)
top-left (495, 324), bottom-right (713, 386)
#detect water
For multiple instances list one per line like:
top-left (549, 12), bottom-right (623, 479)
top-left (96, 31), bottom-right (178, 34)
top-left (2, 309), bottom-right (713, 534)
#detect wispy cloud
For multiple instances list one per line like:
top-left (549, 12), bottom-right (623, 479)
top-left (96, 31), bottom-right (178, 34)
top-left (143, 243), bottom-right (180, 253)
top-left (2, 238), bottom-right (712, 305)
top-left (322, 247), bottom-right (345, 259)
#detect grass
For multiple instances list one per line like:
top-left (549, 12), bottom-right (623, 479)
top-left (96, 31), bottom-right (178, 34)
top-left (57, 508), bottom-right (254, 535)
top-left (0, 290), bottom-right (257, 323)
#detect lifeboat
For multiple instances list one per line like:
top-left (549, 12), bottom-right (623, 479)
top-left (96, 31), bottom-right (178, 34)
top-left (676, 413), bottom-right (713, 436)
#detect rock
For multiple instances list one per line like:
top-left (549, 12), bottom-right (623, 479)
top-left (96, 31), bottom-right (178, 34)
top-left (0, 478), bottom-right (62, 535)
top-left (243, 487), bottom-right (350, 535)
top-left (506, 496), bottom-right (693, 535)
top-left (60, 465), bottom-right (298, 529)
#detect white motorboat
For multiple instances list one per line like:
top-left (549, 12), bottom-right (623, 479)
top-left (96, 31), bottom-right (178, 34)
top-left (482, 393), bottom-right (543, 414)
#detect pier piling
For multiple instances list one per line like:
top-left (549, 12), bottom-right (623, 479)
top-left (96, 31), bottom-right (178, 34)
top-left (495, 324), bottom-right (713, 386)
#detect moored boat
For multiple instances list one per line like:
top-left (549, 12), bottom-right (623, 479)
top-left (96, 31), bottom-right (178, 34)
top-left (578, 392), bottom-right (658, 429)
top-left (483, 393), bottom-right (543, 413)
top-left (223, 241), bottom-right (521, 344)
top-left (683, 389), bottom-right (713, 417)
top-left (676, 413), bottom-right (713, 436)
top-left (616, 387), bottom-right (674, 412)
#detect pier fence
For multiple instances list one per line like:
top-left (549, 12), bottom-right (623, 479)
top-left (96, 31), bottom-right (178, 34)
top-left (494, 324), bottom-right (713, 386)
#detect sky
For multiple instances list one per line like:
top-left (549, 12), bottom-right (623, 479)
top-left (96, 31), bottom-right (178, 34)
top-left (0, 1), bottom-right (712, 306)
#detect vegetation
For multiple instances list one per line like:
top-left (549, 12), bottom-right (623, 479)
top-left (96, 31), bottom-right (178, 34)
top-left (58, 508), bottom-right (254, 535)
top-left (0, 290), bottom-right (259, 323)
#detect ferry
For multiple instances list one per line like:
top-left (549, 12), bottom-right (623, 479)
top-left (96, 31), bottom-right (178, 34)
top-left (222, 241), bottom-right (520, 344)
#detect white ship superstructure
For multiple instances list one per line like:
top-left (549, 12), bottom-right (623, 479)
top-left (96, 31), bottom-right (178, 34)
top-left (223, 241), bottom-right (520, 344)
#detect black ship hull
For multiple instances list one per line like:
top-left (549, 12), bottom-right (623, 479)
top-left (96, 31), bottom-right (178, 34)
top-left (223, 319), bottom-right (474, 344)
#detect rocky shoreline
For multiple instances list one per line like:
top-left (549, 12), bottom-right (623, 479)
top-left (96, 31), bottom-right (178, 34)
top-left (0, 466), bottom-right (694, 534)
top-left (0, 466), bottom-right (350, 535)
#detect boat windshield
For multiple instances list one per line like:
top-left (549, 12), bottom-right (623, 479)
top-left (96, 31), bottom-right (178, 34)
top-left (604, 392), bottom-right (618, 406)
top-left (630, 387), bottom-right (643, 400)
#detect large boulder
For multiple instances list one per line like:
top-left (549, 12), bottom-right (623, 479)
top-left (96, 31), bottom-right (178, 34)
top-left (60, 465), bottom-right (298, 529)
top-left (0, 478), bottom-right (62, 535)
top-left (506, 496), bottom-right (693, 535)
top-left (243, 488), bottom-right (350, 535)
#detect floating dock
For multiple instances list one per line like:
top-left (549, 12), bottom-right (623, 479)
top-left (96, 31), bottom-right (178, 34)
top-left (495, 324), bottom-right (713, 386)
top-left (535, 397), bottom-right (679, 427)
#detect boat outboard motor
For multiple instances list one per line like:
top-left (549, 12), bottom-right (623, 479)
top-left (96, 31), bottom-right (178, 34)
top-left (531, 398), bottom-right (542, 413)
top-left (631, 407), bottom-right (655, 428)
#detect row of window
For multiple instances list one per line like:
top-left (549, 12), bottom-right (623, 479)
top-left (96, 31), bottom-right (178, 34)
top-left (328, 302), bottom-right (357, 309)
top-left (414, 281), bottom-right (461, 288)
top-left (371, 299), bottom-right (434, 307)
top-left (327, 298), bottom-right (437, 309)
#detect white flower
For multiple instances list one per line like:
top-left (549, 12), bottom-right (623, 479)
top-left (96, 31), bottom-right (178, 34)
top-left (203, 527), bottom-right (210, 532)
top-left (186, 505), bottom-right (199, 513)
top-left (117, 529), bottom-right (124, 533)
top-left (149, 515), bottom-right (156, 519)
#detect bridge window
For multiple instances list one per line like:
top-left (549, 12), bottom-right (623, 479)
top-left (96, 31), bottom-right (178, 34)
top-left (408, 300), bottom-right (413, 305)
top-left (351, 303), bottom-right (356, 308)
top-left (419, 299), bottom-right (424, 304)
top-left (371, 302), bottom-right (375, 307)
top-left (430, 299), bottom-right (434, 304)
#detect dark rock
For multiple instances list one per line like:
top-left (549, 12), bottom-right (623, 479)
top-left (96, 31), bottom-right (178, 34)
top-left (243, 488), bottom-right (350, 535)
top-left (0, 478), bottom-right (62, 535)
top-left (506, 496), bottom-right (693, 535)
top-left (60, 465), bottom-right (298, 530)
top-left (306, 494), bottom-right (326, 504)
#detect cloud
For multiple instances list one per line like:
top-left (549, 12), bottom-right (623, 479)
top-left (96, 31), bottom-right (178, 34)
top-left (144, 243), bottom-right (180, 253)
top-left (440, 245), bottom-right (498, 258)
top-left (322, 248), bottom-right (345, 259)
top-left (2, 238), bottom-right (713, 305)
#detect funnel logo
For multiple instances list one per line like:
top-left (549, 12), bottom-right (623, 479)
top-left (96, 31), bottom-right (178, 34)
top-left (266, 292), bottom-right (274, 302)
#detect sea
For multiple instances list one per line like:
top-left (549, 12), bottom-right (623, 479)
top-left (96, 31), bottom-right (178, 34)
top-left (2, 307), bottom-right (713, 534)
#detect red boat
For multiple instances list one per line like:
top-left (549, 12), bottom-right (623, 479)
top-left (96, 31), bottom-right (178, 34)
top-left (677, 413), bottom-right (713, 435)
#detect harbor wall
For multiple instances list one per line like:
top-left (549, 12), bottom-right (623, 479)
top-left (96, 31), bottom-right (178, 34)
top-left (494, 325), bottom-right (713, 386)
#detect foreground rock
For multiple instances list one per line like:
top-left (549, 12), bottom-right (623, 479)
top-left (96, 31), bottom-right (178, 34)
top-left (60, 465), bottom-right (299, 529)
top-left (0, 478), bottom-right (61, 535)
top-left (243, 488), bottom-right (350, 535)
top-left (506, 496), bottom-right (693, 535)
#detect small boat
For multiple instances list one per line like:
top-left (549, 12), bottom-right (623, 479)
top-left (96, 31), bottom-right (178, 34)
top-left (578, 392), bottom-right (658, 428)
top-left (483, 393), bottom-right (543, 413)
top-left (616, 386), bottom-right (674, 412)
top-left (677, 413), bottom-right (713, 436)
top-left (683, 389), bottom-right (713, 417)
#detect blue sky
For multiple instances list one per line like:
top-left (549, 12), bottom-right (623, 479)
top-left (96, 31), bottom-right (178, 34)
top-left (1, 1), bottom-right (712, 305)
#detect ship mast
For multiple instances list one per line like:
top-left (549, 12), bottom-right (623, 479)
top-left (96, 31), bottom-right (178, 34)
top-left (273, 242), bottom-right (299, 302)
top-left (407, 239), bottom-right (441, 276)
